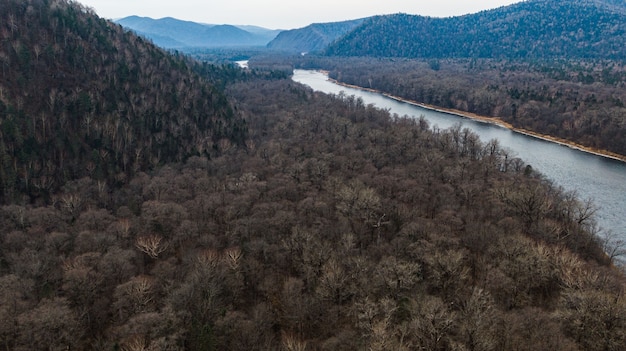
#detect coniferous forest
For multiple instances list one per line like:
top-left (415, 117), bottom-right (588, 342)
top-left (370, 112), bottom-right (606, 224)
top-left (324, 1), bottom-right (626, 60)
top-left (1, 1), bottom-right (626, 350)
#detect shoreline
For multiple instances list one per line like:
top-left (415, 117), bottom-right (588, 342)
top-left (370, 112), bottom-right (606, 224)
top-left (325, 74), bottom-right (626, 163)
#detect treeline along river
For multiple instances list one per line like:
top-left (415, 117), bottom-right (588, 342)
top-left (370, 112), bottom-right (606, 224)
top-left (292, 69), bottom-right (626, 244)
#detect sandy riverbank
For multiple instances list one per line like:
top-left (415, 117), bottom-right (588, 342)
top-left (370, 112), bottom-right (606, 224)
top-left (325, 75), bottom-right (626, 163)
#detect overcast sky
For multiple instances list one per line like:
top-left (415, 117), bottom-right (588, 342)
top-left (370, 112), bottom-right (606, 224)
top-left (76, 0), bottom-right (521, 29)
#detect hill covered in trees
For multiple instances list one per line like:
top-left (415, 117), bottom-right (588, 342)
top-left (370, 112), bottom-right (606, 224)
top-left (324, 0), bottom-right (626, 60)
top-left (116, 16), bottom-right (281, 49)
top-left (1, 1), bottom-right (626, 350)
top-left (0, 0), bottom-right (247, 204)
top-left (266, 18), bottom-right (366, 53)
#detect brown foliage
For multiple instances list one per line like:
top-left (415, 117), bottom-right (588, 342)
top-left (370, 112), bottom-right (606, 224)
top-left (0, 38), bottom-right (624, 350)
top-left (304, 57), bottom-right (626, 157)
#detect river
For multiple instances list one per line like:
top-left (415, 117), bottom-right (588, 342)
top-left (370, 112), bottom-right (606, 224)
top-left (291, 69), bottom-right (626, 241)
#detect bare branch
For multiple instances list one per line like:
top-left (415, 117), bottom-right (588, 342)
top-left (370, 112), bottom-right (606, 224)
top-left (135, 234), bottom-right (168, 258)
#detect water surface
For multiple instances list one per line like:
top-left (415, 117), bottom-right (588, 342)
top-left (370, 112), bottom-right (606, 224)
top-left (292, 69), bottom-right (626, 240)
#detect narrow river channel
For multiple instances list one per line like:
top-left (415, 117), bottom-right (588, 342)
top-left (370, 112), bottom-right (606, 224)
top-left (291, 69), bottom-right (626, 241)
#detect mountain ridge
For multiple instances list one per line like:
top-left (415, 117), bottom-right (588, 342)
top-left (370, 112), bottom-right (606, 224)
top-left (266, 18), bottom-right (366, 53)
top-left (323, 0), bottom-right (626, 59)
top-left (116, 16), bottom-right (281, 48)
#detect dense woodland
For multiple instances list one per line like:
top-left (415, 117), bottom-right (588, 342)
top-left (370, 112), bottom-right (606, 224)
top-left (2, 1), bottom-right (626, 350)
top-left (3, 69), bottom-right (626, 350)
top-left (0, 0), bottom-right (247, 204)
top-left (324, 0), bottom-right (626, 60)
top-left (273, 55), bottom-right (626, 157)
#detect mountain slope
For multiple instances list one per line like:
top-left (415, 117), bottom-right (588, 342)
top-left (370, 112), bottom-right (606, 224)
top-left (267, 18), bottom-right (366, 53)
top-left (116, 16), bottom-right (280, 48)
top-left (0, 0), bottom-right (246, 203)
top-left (324, 0), bottom-right (626, 59)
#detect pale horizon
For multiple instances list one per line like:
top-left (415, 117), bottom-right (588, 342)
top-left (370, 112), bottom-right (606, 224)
top-left (76, 0), bottom-right (521, 29)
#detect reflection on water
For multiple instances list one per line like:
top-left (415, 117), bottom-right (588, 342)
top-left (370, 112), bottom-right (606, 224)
top-left (292, 69), bottom-right (626, 239)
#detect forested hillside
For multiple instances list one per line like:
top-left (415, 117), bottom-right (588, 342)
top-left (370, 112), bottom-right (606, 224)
top-left (267, 18), bottom-right (365, 53)
top-left (324, 0), bottom-right (626, 60)
top-left (1, 1), bottom-right (626, 350)
top-left (0, 0), bottom-right (246, 204)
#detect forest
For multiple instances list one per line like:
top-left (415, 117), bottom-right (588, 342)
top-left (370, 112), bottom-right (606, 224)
top-left (1, 1), bottom-right (626, 350)
top-left (324, 1), bottom-right (626, 60)
top-left (3, 69), bottom-right (626, 351)
top-left (0, 0), bottom-right (247, 205)
top-left (272, 55), bottom-right (626, 158)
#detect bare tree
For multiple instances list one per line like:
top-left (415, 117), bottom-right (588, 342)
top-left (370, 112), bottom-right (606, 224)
top-left (135, 234), bottom-right (168, 259)
top-left (495, 183), bottom-right (551, 230)
top-left (410, 296), bottom-right (457, 350)
top-left (600, 230), bottom-right (626, 266)
top-left (374, 256), bottom-right (421, 297)
top-left (113, 275), bottom-right (156, 319)
top-left (281, 331), bottom-right (307, 351)
top-left (223, 247), bottom-right (243, 270)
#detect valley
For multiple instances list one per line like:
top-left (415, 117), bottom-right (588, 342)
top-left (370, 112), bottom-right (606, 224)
top-left (1, 0), bottom-right (625, 350)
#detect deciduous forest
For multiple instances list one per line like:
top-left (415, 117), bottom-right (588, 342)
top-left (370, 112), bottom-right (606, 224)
top-left (277, 55), bottom-right (626, 158)
top-left (1, 1), bottom-right (626, 350)
top-left (0, 0), bottom-right (247, 205)
top-left (3, 70), bottom-right (626, 350)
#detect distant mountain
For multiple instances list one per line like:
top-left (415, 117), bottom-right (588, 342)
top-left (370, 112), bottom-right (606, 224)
top-left (324, 0), bottom-right (626, 60)
top-left (0, 0), bottom-right (246, 203)
top-left (116, 16), bottom-right (281, 48)
top-left (267, 18), bottom-right (366, 53)
top-left (129, 29), bottom-right (188, 48)
top-left (236, 25), bottom-right (283, 40)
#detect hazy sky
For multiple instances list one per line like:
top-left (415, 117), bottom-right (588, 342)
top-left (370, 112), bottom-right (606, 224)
top-left (76, 0), bottom-right (521, 29)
